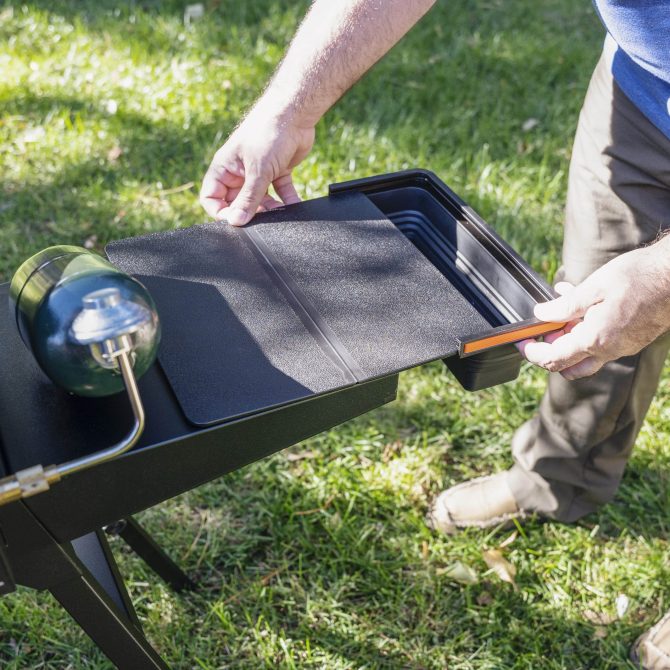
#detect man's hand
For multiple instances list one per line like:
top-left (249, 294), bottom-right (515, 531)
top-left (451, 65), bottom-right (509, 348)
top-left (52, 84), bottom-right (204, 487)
top-left (520, 237), bottom-right (670, 380)
top-left (200, 0), bottom-right (436, 225)
top-left (200, 112), bottom-right (314, 226)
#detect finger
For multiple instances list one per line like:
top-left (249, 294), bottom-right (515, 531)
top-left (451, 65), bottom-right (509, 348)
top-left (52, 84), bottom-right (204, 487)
top-left (522, 330), bottom-right (591, 372)
top-left (543, 329), bottom-right (566, 344)
top-left (260, 193), bottom-right (283, 211)
top-left (200, 166), bottom-right (244, 220)
top-left (534, 276), bottom-right (603, 323)
top-left (554, 281), bottom-right (575, 296)
top-left (561, 356), bottom-right (604, 380)
top-left (227, 169), bottom-right (272, 226)
top-left (272, 174), bottom-right (301, 205)
top-left (516, 325), bottom-right (567, 357)
top-left (516, 337), bottom-right (536, 355)
top-left (563, 319), bottom-right (579, 334)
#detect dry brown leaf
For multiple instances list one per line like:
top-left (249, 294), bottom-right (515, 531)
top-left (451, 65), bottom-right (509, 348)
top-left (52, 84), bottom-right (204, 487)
top-left (382, 440), bottom-right (403, 462)
top-left (482, 549), bottom-right (517, 589)
top-left (582, 609), bottom-right (616, 625)
top-left (436, 561), bottom-right (478, 585)
top-left (286, 450), bottom-right (318, 462)
top-left (107, 145), bottom-right (123, 162)
top-left (593, 627), bottom-right (608, 639)
top-left (498, 530), bottom-right (518, 549)
top-left (421, 540), bottom-right (429, 561)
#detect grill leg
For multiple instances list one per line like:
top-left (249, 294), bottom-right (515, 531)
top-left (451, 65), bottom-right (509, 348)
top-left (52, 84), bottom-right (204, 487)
top-left (1, 502), bottom-right (171, 669)
top-left (106, 517), bottom-right (195, 592)
top-left (50, 565), bottom-right (170, 670)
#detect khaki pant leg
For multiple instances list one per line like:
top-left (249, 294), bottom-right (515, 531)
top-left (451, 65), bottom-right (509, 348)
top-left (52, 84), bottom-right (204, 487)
top-left (507, 44), bottom-right (670, 522)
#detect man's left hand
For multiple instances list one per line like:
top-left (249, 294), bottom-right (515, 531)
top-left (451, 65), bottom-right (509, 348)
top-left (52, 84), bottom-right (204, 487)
top-left (520, 236), bottom-right (670, 380)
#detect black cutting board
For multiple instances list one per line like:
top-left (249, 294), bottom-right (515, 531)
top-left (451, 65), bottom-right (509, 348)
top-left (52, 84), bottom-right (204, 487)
top-left (106, 192), bottom-right (488, 426)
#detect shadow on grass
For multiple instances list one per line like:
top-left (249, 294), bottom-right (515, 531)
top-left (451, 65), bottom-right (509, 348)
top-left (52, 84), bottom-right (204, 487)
top-left (130, 472), bottom-right (644, 669)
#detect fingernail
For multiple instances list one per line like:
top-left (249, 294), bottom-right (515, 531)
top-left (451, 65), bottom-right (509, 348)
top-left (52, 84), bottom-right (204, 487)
top-left (227, 207), bottom-right (248, 227)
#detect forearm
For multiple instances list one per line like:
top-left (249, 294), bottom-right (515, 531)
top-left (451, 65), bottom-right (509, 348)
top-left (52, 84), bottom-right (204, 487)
top-left (253, 0), bottom-right (436, 128)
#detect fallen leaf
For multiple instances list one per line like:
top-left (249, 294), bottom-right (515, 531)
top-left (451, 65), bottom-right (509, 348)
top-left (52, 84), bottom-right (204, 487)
top-left (184, 3), bottom-right (205, 24)
top-left (295, 494), bottom-right (335, 516)
top-left (498, 530), bottom-right (518, 549)
top-left (286, 450), bottom-right (318, 462)
top-left (482, 549), bottom-right (517, 588)
top-left (583, 609), bottom-right (616, 625)
top-left (436, 561), bottom-right (478, 585)
top-left (522, 117), bottom-right (540, 132)
top-left (382, 440), bottom-right (402, 462)
top-left (107, 145), bottom-right (123, 162)
top-left (616, 594), bottom-right (630, 618)
top-left (593, 627), bottom-right (608, 639)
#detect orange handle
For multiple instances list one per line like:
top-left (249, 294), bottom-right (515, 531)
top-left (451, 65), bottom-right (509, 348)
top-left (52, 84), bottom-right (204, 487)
top-left (460, 320), bottom-right (567, 357)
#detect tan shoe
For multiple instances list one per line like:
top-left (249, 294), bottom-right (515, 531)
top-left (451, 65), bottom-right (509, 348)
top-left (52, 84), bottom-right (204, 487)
top-left (426, 472), bottom-right (525, 535)
top-left (631, 610), bottom-right (670, 669)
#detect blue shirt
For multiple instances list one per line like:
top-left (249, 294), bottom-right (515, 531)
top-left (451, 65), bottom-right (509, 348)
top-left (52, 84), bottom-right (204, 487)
top-left (593, 1), bottom-right (670, 138)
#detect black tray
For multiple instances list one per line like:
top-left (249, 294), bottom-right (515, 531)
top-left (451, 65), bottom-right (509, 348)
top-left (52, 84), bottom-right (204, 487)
top-left (330, 170), bottom-right (555, 390)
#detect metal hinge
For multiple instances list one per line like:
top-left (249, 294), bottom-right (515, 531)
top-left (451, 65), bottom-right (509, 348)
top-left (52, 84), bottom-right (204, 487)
top-left (0, 465), bottom-right (61, 506)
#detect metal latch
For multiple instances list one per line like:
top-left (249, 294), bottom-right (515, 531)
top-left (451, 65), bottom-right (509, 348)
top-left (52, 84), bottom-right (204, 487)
top-left (0, 465), bottom-right (61, 506)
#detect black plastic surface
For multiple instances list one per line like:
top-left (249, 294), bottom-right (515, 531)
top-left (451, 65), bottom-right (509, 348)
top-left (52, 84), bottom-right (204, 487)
top-left (331, 170), bottom-right (554, 390)
top-left (445, 344), bottom-right (522, 391)
top-left (107, 192), bottom-right (490, 426)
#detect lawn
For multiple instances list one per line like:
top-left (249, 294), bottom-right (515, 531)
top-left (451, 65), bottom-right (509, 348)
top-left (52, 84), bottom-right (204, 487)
top-left (1, 1), bottom-right (669, 668)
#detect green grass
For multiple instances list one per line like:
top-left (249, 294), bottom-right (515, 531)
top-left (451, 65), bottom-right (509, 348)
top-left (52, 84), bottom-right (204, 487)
top-left (1, 1), bottom-right (669, 668)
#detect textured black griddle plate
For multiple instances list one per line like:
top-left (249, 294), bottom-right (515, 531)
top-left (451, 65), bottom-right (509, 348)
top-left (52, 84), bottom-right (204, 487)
top-left (107, 193), bottom-right (488, 426)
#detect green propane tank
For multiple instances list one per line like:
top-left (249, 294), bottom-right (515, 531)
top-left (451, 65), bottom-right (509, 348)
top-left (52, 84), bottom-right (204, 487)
top-left (9, 245), bottom-right (160, 397)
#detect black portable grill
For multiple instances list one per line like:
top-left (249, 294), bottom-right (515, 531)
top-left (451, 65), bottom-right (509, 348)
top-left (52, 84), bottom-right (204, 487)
top-left (0, 170), bottom-right (557, 668)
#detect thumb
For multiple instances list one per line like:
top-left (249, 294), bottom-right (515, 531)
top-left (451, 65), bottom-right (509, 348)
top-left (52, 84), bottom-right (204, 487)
top-left (227, 170), bottom-right (270, 226)
top-left (534, 276), bottom-right (602, 322)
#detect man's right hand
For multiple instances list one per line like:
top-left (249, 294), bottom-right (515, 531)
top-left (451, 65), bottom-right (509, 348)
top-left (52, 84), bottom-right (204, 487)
top-left (199, 110), bottom-right (315, 226)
